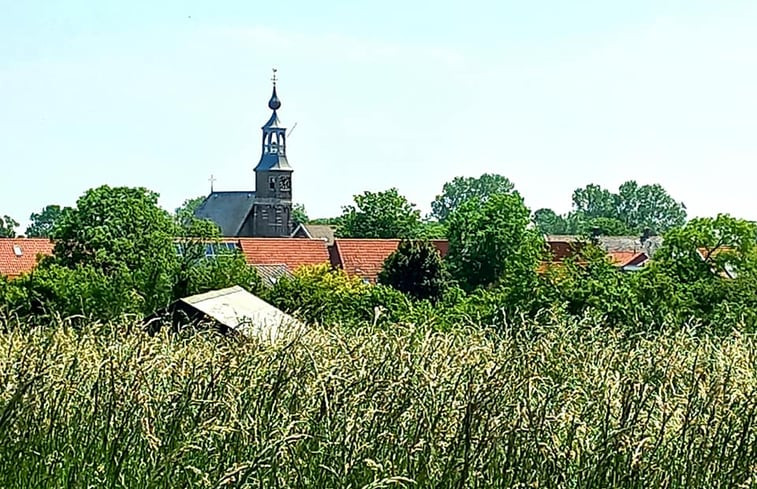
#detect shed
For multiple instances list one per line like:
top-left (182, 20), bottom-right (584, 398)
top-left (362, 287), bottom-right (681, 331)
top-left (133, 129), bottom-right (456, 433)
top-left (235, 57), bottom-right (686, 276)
top-left (150, 286), bottom-right (303, 340)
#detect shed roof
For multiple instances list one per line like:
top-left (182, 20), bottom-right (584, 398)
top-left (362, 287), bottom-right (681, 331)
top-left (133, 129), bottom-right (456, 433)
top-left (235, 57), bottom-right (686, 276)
top-left (0, 238), bottom-right (54, 278)
top-left (172, 286), bottom-right (303, 339)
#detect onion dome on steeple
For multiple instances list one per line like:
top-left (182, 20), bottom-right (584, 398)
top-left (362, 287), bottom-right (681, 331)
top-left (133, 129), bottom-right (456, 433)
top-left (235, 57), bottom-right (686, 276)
top-left (268, 86), bottom-right (281, 111)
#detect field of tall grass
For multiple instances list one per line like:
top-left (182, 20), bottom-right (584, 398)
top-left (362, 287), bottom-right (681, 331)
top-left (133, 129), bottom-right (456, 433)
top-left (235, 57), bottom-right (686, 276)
top-left (0, 317), bottom-right (755, 488)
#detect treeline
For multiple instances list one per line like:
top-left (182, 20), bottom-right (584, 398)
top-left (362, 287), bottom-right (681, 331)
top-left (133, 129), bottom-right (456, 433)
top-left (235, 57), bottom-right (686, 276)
top-left (1, 176), bottom-right (756, 333)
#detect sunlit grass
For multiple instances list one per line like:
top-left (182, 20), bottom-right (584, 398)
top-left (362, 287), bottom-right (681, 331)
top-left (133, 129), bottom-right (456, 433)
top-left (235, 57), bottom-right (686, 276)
top-left (0, 317), bottom-right (755, 488)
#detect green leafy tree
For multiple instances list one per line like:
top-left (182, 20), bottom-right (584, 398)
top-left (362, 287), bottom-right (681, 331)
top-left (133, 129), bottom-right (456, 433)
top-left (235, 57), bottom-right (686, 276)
top-left (0, 215), bottom-right (18, 238)
top-left (378, 240), bottom-right (449, 303)
top-left (50, 186), bottom-right (180, 314)
top-left (338, 188), bottom-right (422, 239)
top-left (615, 180), bottom-right (686, 234)
top-left (533, 208), bottom-right (570, 235)
top-left (570, 181), bottom-right (686, 235)
top-left (420, 220), bottom-right (447, 239)
top-left (431, 173), bottom-right (515, 222)
top-left (26, 205), bottom-right (64, 238)
top-left (579, 216), bottom-right (635, 237)
top-left (446, 193), bottom-right (544, 292)
top-left (292, 203), bottom-right (309, 227)
top-left (571, 184), bottom-right (618, 221)
top-left (634, 214), bottom-right (757, 329)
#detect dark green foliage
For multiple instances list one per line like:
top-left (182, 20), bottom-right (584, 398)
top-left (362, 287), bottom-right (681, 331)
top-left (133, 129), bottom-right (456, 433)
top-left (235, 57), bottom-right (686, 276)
top-left (0, 215), bottom-right (18, 238)
top-left (378, 240), bottom-right (449, 302)
top-left (25, 205), bottom-right (63, 238)
top-left (0, 186), bottom-right (262, 321)
top-left (631, 215), bottom-right (757, 330)
top-left (536, 180), bottom-right (686, 236)
top-left (338, 188), bottom-right (423, 238)
top-left (446, 193), bottom-right (544, 293)
top-left (431, 173), bottom-right (515, 222)
top-left (420, 219), bottom-right (447, 239)
top-left (533, 208), bottom-right (570, 235)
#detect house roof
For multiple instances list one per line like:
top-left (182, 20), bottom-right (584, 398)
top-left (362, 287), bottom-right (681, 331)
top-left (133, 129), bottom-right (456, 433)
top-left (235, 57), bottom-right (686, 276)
top-left (291, 224), bottom-right (336, 245)
top-left (194, 191), bottom-right (255, 237)
top-left (238, 238), bottom-right (330, 270)
top-left (252, 263), bottom-right (293, 286)
top-left (545, 235), bottom-right (662, 255)
top-left (0, 238), bottom-right (54, 278)
top-left (332, 239), bottom-right (449, 283)
top-left (608, 251), bottom-right (649, 269)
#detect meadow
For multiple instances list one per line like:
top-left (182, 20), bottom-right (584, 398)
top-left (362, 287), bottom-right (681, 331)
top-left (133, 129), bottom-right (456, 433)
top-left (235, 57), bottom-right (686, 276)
top-left (1, 316), bottom-right (755, 488)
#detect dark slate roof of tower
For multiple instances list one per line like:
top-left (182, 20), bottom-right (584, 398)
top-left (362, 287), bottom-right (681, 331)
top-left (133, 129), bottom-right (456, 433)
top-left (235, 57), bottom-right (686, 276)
top-left (255, 153), bottom-right (292, 171)
top-left (194, 191), bottom-right (256, 236)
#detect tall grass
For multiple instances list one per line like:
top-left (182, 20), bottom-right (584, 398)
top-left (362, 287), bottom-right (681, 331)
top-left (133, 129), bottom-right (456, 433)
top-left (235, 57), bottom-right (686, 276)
top-left (0, 318), bottom-right (755, 488)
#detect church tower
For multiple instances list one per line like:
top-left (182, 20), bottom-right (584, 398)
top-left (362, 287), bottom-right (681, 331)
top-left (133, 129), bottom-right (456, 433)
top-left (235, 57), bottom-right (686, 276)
top-left (246, 71), bottom-right (293, 237)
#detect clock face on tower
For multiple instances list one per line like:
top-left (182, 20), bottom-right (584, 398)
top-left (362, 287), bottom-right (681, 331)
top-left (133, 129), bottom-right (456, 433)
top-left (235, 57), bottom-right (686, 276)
top-left (280, 176), bottom-right (291, 192)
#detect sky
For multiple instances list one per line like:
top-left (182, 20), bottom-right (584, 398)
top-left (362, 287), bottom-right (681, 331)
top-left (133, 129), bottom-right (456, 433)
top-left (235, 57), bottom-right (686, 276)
top-left (1, 0), bottom-right (756, 231)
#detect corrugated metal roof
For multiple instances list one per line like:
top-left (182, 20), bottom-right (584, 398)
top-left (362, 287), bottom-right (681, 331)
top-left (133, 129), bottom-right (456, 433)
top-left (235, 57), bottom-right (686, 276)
top-left (179, 286), bottom-right (303, 339)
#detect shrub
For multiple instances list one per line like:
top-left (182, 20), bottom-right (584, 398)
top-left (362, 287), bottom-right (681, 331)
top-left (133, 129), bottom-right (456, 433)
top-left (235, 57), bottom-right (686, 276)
top-left (378, 240), bottom-right (449, 303)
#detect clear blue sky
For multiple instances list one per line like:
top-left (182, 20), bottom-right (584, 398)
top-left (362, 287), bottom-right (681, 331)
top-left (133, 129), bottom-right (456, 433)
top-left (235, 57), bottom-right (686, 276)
top-left (1, 0), bottom-right (756, 230)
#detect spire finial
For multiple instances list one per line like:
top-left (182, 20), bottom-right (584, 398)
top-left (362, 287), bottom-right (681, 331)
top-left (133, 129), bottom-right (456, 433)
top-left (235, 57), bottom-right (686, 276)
top-left (268, 69), bottom-right (282, 111)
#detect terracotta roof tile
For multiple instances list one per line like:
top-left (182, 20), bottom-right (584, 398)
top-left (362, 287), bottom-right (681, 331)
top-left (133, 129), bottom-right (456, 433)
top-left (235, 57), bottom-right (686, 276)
top-left (238, 238), bottom-right (330, 270)
top-left (608, 251), bottom-right (648, 268)
top-left (333, 239), bottom-right (449, 283)
top-left (0, 238), bottom-right (54, 278)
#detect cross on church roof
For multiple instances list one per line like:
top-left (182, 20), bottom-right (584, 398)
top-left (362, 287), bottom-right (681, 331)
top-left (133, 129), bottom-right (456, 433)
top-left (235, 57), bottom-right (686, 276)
top-left (271, 68), bottom-right (278, 86)
top-left (209, 174), bottom-right (217, 192)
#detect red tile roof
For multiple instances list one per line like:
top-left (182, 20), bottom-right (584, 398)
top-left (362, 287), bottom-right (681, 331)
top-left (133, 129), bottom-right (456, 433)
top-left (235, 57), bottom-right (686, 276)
top-left (332, 239), bottom-right (449, 283)
top-left (0, 238), bottom-right (54, 279)
top-left (237, 238), bottom-right (330, 270)
top-left (546, 240), bottom-right (586, 262)
top-left (608, 251), bottom-right (648, 268)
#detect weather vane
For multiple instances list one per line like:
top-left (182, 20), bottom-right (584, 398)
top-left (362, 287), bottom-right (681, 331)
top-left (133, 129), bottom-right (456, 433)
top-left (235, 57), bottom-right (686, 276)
top-left (271, 68), bottom-right (278, 86)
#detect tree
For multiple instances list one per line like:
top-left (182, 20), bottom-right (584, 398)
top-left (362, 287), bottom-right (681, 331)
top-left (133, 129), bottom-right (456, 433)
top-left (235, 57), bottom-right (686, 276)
top-left (571, 184), bottom-right (618, 221)
top-left (0, 215), bottom-right (18, 238)
top-left (533, 208), bottom-right (570, 235)
top-left (570, 181), bottom-right (686, 235)
top-left (633, 214), bottom-right (757, 329)
top-left (25, 205), bottom-right (64, 238)
top-left (615, 180), bottom-right (686, 234)
top-left (292, 203), bottom-right (309, 227)
top-left (338, 188), bottom-right (423, 239)
top-left (446, 193), bottom-right (544, 292)
top-left (50, 186), bottom-right (180, 314)
top-left (378, 240), bottom-right (449, 303)
top-left (431, 173), bottom-right (515, 222)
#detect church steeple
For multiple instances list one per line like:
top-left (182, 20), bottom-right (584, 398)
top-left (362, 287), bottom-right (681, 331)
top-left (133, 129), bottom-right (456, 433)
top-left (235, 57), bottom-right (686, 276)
top-left (248, 69), bottom-right (294, 237)
top-left (255, 69), bottom-right (291, 172)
